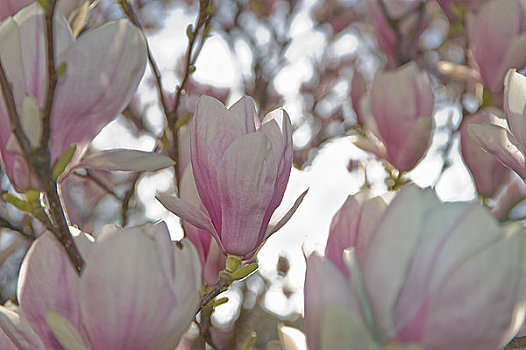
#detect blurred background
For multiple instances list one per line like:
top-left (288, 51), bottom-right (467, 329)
top-left (1, 0), bottom-right (520, 348)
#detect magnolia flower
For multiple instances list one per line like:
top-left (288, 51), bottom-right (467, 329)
top-left (469, 70), bottom-right (526, 180)
top-left (467, 0), bottom-right (526, 94)
top-left (354, 63), bottom-right (434, 173)
top-left (0, 4), bottom-right (147, 192)
top-left (0, 223), bottom-right (201, 350)
top-left (158, 96), bottom-right (306, 259)
top-left (305, 185), bottom-right (526, 350)
top-left (460, 110), bottom-right (509, 197)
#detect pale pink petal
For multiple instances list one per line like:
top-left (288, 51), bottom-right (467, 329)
top-left (505, 69), bottom-right (526, 150)
top-left (304, 254), bottom-right (372, 350)
top-left (422, 223), bottom-right (526, 350)
top-left (0, 306), bottom-right (44, 349)
top-left (393, 201), bottom-right (505, 341)
top-left (361, 186), bottom-right (440, 337)
top-left (18, 233), bottom-right (81, 349)
top-left (217, 132), bottom-right (277, 257)
top-left (50, 19), bottom-right (147, 163)
top-left (191, 96), bottom-right (257, 232)
top-left (258, 108), bottom-right (293, 243)
top-left (468, 123), bottom-right (526, 179)
top-left (152, 239), bottom-right (201, 350)
top-left (76, 149), bottom-right (174, 172)
top-left (80, 228), bottom-right (175, 349)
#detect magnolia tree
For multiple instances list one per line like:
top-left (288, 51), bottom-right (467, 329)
top-left (1, 0), bottom-right (526, 349)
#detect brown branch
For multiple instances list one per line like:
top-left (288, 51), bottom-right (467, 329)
top-left (504, 336), bottom-right (526, 350)
top-left (198, 275), bottom-right (231, 312)
top-left (41, 0), bottom-right (59, 147)
top-left (45, 182), bottom-right (84, 272)
top-left (0, 3), bottom-right (84, 273)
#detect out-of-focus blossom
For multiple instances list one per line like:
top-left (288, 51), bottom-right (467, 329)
top-left (0, 223), bottom-right (201, 350)
top-left (313, 0), bottom-right (357, 35)
top-left (368, 0), bottom-right (428, 68)
top-left (460, 109), bottom-right (509, 197)
top-left (436, 0), bottom-right (487, 20)
top-left (158, 96), bottom-right (305, 259)
top-left (324, 192), bottom-right (386, 275)
top-left (305, 185), bottom-right (526, 350)
top-left (248, 0), bottom-right (277, 17)
top-left (354, 63), bottom-right (434, 173)
top-left (467, 0), bottom-right (526, 94)
top-left (469, 70), bottom-right (526, 180)
top-left (0, 4), bottom-right (147, 192)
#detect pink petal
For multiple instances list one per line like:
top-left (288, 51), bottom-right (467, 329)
top-left (468, 123), bottom-right (526, 180)
top-left (152, 239), bottom-right (201, 350)
top-left (50, 19), bottom-right (147, 163)
top-left (18, 233), bottom-right (81, 349)
top-left (217, 132), bottom-right (277, 257)
top-left (191, 96), bottom-right (257, 232)
top-left (325, 194), bottom-right (386, 275)
top-left (460, 111), bottom-right (509, 197)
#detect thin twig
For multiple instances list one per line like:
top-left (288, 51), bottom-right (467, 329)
top-left (118, 2), bottom-right (170, 119)
top-left (0, 216), bottom-right (34, 241)
top-left (73, 170), bottom-right (122, 202)
top-left (198, 277), bottom-right (231, 312)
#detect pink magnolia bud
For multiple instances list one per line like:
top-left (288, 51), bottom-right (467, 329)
top-left (0, 223), bottom-right (201, 350)
top-left (0, 4), bottom-right (146, 192)
top-left (468, 0), bottom-right (526, 94)
top-left (469, 70), bottom-right (526, 180)
top-left (368, 0), bottom-right (428, 68)
top-left (305, 185), bottom-right (526, 349)
top-left (460, 110), bottom-right (509, 197)
top-left (325, 193), bottom-right (386, 275)
top-left (158, 96), bottom-right (307, 259)
top-left (354, 63), bottom-right (434, 173)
